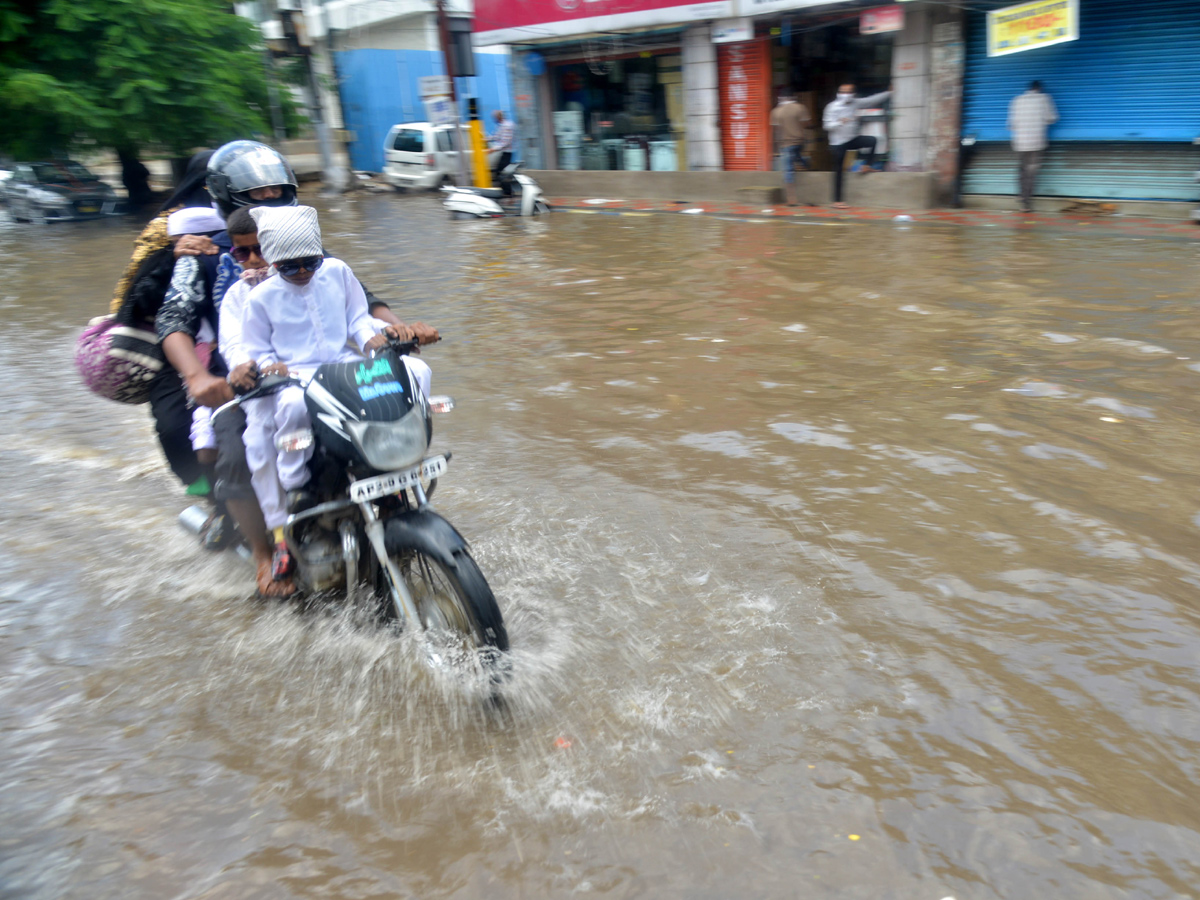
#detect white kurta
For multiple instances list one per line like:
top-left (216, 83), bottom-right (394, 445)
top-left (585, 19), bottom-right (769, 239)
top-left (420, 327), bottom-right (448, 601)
top-left (241, 258), bottom-right (379, 370)
top-left (218, 278), bottom-right (254, 371)
top-left (240, 259), bottom-right (383, 524)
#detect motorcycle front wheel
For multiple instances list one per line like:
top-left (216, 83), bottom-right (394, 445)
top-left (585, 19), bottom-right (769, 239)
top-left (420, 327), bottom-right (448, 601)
top-left (382, 534), bottom-right (508, 655)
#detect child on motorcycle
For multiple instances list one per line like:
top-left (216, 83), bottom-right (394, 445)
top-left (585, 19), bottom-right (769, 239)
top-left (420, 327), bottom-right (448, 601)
top-left (239, 206), bottom-right (424, 577)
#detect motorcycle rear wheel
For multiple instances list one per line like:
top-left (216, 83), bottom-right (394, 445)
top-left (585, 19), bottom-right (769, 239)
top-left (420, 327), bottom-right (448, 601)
top-left (381, 539), bottom-right (508, 655)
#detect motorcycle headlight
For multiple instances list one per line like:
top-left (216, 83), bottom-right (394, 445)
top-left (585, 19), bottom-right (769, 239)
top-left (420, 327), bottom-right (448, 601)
top-left (345, 407), bottom-right (428, 471)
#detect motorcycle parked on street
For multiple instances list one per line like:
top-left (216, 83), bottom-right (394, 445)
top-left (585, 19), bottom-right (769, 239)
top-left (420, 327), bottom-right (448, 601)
top-left (190, 338), bottom-right (508, 669)
top-left (442, 162), bottom-right (550, 219)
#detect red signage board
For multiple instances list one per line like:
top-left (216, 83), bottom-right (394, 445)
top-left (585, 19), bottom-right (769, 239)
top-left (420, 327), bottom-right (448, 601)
top-left (718, 39), bottom-right (770, 171)
top-left (861, 5), bottom-right (904, 35)
top-left (474, 0), bottom-right (734, 45)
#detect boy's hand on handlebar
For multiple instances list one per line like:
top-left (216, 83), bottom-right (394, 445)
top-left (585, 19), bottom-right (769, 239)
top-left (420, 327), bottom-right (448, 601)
top-left (228, 361), bottom-right (259, 392)
top-left (364, 332), bottom-right (392, 354)
top-left (186, 371), bottom-right (234, 408)
top-left (260, 363), bottom-right (290, 377)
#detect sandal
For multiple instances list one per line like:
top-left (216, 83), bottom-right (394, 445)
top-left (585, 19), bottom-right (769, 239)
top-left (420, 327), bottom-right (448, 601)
top-left (256, 561), bottom-right (296, 598)
top-left (271, 542), bottom-right (294, 581)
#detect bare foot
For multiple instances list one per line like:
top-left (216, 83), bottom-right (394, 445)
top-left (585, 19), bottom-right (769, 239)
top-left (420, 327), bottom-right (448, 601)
top-left (256, 560), bottom-right (297, 598)
top-left (832, 202), bottom-right (849, 209)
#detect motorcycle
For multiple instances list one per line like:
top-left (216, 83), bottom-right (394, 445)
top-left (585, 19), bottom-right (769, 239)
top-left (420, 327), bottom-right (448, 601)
top-left (191, 337), bottom-right (508, 668)
top-left (442, 162), bottom-right (550, 219)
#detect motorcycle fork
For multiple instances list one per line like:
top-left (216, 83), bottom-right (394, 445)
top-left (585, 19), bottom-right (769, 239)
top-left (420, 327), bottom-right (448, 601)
top-left (359, 500), bottom-right (422, 626)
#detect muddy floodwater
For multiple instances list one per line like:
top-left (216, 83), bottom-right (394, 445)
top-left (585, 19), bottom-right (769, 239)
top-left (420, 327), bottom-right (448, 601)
top-left (2, 194), bottom-right (1200, 900)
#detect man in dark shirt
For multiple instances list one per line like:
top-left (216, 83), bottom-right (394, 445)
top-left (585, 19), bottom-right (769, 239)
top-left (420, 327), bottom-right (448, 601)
top-left (770, 90), bottom-right (811, 206)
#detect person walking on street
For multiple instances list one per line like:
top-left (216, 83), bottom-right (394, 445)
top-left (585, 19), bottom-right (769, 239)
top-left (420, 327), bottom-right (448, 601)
top-left (823, 82), bottom-right (892, 209)
top-left (489, 109), bottom-right (515, 197)
top-left (771, 89), bottom-right (811, 206)
top-left (1008, 80), bottom-right (1058, 213)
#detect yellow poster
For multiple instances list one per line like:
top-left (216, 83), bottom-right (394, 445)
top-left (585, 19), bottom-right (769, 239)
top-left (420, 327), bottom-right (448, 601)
top-left (987, 0), bottom-right (1078, 57)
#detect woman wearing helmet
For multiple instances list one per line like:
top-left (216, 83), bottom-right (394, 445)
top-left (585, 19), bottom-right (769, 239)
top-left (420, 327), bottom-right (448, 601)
top-left (205, 140), bottom-right (298, 218)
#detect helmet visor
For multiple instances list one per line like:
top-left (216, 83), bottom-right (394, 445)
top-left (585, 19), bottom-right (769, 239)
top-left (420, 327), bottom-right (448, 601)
top-left (221, 144), bottom-right (297, 193)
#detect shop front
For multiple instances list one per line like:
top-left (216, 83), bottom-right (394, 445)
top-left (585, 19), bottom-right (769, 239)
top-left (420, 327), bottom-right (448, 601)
top-left (474, 0), bottom-right (731, 172)
top-left (547, 45), bottom-right (686, 171)
top-left (961, 0), bottom-right (1200, 205)
top-left (711, 2), bottom-right (905, 175)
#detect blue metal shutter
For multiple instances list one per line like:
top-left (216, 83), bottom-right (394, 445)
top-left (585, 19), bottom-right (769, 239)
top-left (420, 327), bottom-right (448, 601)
top-left (963, 0), bottom-right (1200, 142)
top-left (962, 142), bottom-right (1199, 201)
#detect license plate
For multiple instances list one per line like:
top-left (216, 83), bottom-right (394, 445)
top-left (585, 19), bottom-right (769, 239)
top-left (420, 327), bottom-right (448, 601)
top-left (349, 455), bottom-right (447, 503)
top-left (78, 205), bottom-right (98, 213)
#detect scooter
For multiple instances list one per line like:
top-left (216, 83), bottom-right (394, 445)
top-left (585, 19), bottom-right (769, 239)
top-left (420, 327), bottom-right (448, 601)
top-left (442, 162), bottom-right (550, 219)
top-left (181, 338), bottom-right (508, 672)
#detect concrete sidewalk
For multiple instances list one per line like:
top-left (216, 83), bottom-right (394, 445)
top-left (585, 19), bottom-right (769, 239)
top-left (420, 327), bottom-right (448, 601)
top-left (544, 194), bottom-right (1200, 239)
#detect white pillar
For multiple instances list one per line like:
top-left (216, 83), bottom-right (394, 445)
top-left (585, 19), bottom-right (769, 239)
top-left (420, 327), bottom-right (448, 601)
top-left (683, 24), bottom-right (722, 171)
top-left (890, 3), bottom-right (931, 171)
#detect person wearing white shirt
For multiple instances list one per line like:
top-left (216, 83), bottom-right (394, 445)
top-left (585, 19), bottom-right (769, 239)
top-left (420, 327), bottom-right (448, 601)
top-left (822, 82), bottom-right (892, 209)
top-left (240, 207), bottom-right (405, 539)
top-left (217, 206), bottom-right (434, 592)
top-left (1007, 80), bottom-right (1058, 213)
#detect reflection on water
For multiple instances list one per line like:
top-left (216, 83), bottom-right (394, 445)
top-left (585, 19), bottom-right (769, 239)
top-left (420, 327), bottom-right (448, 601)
top-left (2, 196), bottom-right (1200, 899)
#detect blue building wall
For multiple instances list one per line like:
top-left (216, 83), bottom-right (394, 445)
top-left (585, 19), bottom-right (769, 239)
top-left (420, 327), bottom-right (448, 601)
top-left (334, 49), bottom-right (514, 172)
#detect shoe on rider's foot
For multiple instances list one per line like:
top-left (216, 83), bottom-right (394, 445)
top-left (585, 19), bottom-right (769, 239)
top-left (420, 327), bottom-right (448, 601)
top-left (202, 512), bottom-right (235, 552)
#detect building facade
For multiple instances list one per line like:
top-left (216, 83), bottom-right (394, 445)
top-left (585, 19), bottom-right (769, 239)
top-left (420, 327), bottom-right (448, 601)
top-left (475, 0), bottom-right (960, 192)
top-left (960, 0), bottom-right (1200, 205)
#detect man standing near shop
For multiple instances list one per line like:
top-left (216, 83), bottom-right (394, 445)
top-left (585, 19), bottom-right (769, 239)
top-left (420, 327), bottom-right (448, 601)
top-left (771, 89), bottom-right (811, 206)
top-left (1008, 80), bottom-right (1058, 213)
top-left (823, 82), bottom-right (892, 209)
top-left (489, 109), bottom-right (515, 196)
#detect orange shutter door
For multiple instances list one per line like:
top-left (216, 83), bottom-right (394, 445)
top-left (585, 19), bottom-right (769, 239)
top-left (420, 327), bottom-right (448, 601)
top-left (718, 39), bottom-right (770, 171)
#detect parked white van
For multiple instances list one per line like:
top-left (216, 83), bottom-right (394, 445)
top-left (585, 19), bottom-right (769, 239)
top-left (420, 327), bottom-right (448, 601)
top-left (382, 122), bottom-right (499, 191)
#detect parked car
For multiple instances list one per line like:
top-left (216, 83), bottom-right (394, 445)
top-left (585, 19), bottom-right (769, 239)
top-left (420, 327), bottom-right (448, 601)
top-left (3, 161), bottom-right (119, 223)
top-left (382, 122), bottom-right (499, 191)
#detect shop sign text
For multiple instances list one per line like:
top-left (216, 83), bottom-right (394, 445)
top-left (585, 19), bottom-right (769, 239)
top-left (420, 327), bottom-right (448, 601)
top-left (986, 0), bottom-right (1078, 57)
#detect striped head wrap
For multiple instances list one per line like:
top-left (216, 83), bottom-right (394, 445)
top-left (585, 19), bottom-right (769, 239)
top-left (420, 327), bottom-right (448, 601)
top-left (250, 205), bottom-right (323, 265)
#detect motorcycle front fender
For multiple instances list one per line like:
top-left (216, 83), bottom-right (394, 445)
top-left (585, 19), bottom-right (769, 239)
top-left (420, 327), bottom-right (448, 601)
top-left (383, 509), bottom-right (470, 571)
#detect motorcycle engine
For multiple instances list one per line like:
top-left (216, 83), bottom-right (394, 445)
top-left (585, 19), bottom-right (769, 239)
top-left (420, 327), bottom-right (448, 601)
top-left (293, 526), bottom-right (344, 592)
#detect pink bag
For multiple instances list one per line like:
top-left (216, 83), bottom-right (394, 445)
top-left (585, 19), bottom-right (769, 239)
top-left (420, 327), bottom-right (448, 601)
top-left (75, 315), bottom-right (165, 404)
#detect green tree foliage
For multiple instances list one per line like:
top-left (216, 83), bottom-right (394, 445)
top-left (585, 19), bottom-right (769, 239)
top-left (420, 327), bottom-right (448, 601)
top-left (0, 0), bottom-right (296, 159)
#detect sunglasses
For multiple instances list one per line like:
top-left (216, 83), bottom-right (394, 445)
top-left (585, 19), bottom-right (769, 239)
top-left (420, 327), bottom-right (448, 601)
top-left (229, 243), bottom-right (262, 263)
top-left (275, 255), bottom-right (324, 277)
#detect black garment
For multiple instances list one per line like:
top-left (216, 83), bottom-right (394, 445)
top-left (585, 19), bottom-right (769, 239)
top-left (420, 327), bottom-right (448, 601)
top-left (151, 234), bottom-right (229, 486)
top-left (148, 366), bottom-right (201, 486)
top-left (213, 406), bottom-right (256, 501)
top-left (117, 246), bottom-right (176, 327)
top-left (493, 151), bottom-right (513, 197)
top-left (830, 135), bottom-right (877, 204)
top-left (158, 150), bottom-right (214, 213)
top-left (156, 231), bottom-right (232, 345)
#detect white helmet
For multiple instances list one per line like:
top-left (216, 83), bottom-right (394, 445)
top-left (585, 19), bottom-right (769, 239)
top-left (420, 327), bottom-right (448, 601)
top-left (206, 140), bottom-right (297, 218)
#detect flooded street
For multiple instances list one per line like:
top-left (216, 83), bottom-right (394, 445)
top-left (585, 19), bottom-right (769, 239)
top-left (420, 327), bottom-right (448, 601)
top-left (3, 194), bottom-right (1200, 899)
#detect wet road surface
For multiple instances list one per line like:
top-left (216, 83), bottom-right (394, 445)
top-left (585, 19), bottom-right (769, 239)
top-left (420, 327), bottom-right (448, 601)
top-left (2, 193), bottom-right (1200, 899)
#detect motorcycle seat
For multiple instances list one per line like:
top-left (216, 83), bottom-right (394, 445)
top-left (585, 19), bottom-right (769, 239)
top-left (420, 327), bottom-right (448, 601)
top-left (459, 186), bottom-right (507, 200)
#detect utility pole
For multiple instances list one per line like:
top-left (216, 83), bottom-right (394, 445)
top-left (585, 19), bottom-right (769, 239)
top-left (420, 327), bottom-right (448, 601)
top-left (435, 0), bottom-right (472, 187)
top-left (308, 0), bottom-right (346, 192)
top-left (256, 0), bottom-right (287, 143)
